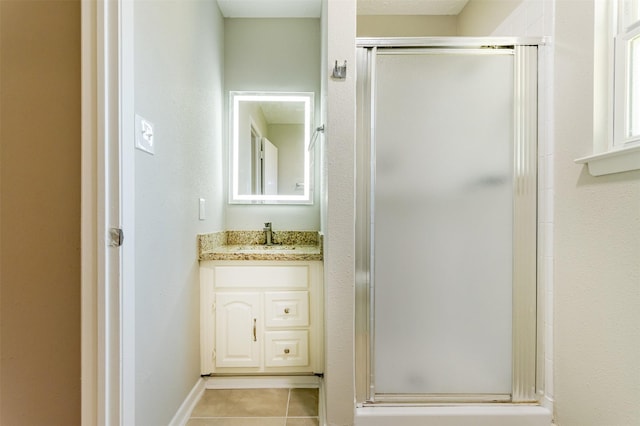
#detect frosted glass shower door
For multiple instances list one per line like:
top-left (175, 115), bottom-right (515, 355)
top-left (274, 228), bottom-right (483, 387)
top-left (373, 50), bottom-right (514, 396)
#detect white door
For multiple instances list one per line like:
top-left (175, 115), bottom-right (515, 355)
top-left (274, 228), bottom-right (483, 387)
top-left (356, 44), bottom-right (538, 403)
top-left (82, 0), bottom-right (136, 424)
top-left (251, 127), bottom-right (262, 194)
top-left (215, 293), bottom-right (261, 368)
top-left (262, 137), bottom-right (278, 195)
top-left (373, 50), bottom-right (515, 396)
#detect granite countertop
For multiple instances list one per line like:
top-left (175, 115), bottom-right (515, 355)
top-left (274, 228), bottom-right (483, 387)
top-left (198, 230), bottom-right (323, 261)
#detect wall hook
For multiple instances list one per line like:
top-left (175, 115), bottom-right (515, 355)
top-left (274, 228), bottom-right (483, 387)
top-left (332, 60), bottom-right (347, 79)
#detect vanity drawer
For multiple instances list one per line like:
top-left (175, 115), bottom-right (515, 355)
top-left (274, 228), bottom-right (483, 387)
top-left (264, 291), bottom-right (309, 327)
top-left (264, 330), bottom-right (309, 367)
top-left (214, 265), bottom-right (309, 289)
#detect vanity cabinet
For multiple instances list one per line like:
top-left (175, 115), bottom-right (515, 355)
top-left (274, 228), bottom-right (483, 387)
top-left (200, 260), bottom-right (323, 375)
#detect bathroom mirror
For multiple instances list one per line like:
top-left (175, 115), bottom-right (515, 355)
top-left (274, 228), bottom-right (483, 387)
top-left (230, 91), bottom-right (313, 204)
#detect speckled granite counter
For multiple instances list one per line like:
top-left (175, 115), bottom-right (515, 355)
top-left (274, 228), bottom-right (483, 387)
top-left (198, 231), bottom-right (323, 261)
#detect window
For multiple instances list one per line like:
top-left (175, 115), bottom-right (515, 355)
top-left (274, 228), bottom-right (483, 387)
top-left (614, 0), bottom-right (640, 146)
top-left (575, 0), bottom-right (640, 175)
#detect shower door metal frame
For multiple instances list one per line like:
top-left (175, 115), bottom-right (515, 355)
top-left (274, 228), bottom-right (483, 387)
top-left (355, 37), bottom-right (541, 406)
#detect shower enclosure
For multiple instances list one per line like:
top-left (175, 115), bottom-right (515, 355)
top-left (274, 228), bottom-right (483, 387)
top-left (355, 38), bottom-right (540, 405)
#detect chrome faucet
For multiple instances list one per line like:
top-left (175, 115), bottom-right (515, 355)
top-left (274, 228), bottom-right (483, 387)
top-left (263, 222), bottom-right (273, 246)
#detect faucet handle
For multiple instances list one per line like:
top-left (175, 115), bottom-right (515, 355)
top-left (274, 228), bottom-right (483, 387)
top-left (264, 222), bottom-right (271, 228)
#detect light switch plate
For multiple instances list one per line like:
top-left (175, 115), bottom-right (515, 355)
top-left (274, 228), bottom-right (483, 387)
top-left (135, 114), bottom-right (155, 154)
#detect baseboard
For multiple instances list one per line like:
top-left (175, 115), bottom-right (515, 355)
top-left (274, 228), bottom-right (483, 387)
top-left (205, 375), bottom-right (321, 389)
top-left (168, 378), bottom-right (206, 426)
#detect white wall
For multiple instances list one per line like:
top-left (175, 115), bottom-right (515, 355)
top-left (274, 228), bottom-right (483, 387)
top-left (553, 1), bottom-right (640, 425)
top-left (457, 0), bottom-right (551, 37)
top-left (320, 0), bottom-right (329, 237)
top-left (325, 0), bottom-right (357, 424)
top-left (133, 1), bottom-right (225, 424)
top-left (268, 124), bottom-right (305, 195)
top-left (224, 18), bottom-right (321, 231)
top-left (458, 0), bottom-right (524, 35)
top-left (357, 15), bottom-right (457, 37)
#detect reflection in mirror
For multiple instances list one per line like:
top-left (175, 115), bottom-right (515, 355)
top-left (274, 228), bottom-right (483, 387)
top-left (230, 92), bottom-right (313, 204)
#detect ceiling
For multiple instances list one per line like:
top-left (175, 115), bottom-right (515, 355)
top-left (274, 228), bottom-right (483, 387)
top-left (216, 0), bottom-right (469, 18)
top-left (358, 0), bottom-right (469, 15)
top-left (259, 101), bottom-right (305, 125)
top-left (216, 0), bottom-right (321, 18)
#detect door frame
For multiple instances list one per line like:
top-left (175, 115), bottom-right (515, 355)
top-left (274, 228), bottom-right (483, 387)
top-left (81, 0), bottom-right (135, 424)
top-left (354, 37), bottom-right (541, 405)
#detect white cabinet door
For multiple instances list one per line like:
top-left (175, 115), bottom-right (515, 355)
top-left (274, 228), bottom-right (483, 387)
top-left (215, 292), bottom-right (261, 368)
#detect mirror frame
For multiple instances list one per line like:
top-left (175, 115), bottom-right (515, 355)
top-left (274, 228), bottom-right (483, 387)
top-left (229, 91), bottom-right (314, 204)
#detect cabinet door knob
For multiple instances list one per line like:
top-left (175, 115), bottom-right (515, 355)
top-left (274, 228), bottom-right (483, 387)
top-left (284, 308), bottom-right (290, 314)
top-left (284, 348), bottom-right (290, 354)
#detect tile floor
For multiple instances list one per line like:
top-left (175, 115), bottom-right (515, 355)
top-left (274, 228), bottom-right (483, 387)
top-left (187, 388), bottom-right (319, 426)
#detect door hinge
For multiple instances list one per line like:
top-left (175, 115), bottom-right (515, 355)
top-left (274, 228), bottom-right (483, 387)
top-left (109, 228), bottom-right (124, 247)
top-left (212, 349), bottom-right (216, 361)
top-left (212, 302), bottom-right (216, 312)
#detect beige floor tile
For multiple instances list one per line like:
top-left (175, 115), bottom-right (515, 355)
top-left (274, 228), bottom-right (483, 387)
top-left (187, 418), bottom-right (286, 426)
top-left (190, 388), bottom-right (289, 418)
top-left (286, 418), bottom-right (319, 426)
top-left (287, 388), bottom-right (319, 417)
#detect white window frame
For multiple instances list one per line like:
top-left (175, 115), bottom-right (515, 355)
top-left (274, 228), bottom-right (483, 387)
top-left (575, 0), bottom-right (640, 176)
top-left (614, 0), bottom-right (640, 146)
